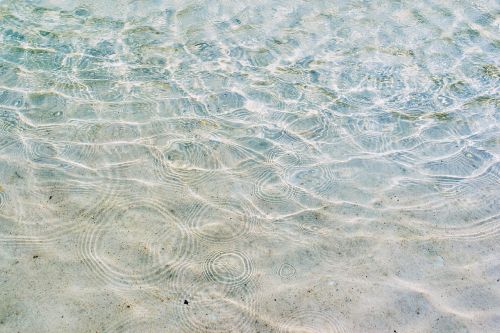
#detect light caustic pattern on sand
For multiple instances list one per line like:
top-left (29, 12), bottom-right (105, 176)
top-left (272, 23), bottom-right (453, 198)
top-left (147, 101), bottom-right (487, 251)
top-left (0, 0), bottom-right (499, 332)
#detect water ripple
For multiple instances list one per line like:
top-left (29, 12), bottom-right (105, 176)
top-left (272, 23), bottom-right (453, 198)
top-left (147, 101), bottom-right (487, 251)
top-left (78, 198), bottom-right (194, 288)
top-left (203, 250), bottom-right (254, 285)
top-left (278, 309), bottom-right (347, 333)
top-left (0, 0), bottom-right (498, 331)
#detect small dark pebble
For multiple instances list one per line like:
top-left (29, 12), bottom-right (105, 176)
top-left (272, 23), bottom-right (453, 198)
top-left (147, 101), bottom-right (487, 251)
top-left (126, 305), bottom-right (130, 308)
top-left (49, 196), bottom-right (53, 200)
top-left (33, 255), bottom-right (39, 259)
top-left (184, 300), bottom-right (189, 305)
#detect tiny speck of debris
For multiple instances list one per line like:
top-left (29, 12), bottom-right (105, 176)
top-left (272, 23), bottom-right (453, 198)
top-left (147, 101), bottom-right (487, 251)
top-left (184, 300), bottom-right (189, 305)
top-left (33, 255), bottom-right (39, 259)
top-left (49, 196), bottom-right (53, 200)
top-left (126, 305), bottom-right (130, 308)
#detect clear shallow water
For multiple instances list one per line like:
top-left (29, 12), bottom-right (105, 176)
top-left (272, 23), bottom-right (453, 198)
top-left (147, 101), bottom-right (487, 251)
top-left (0, 0), bottom-right (499, 331)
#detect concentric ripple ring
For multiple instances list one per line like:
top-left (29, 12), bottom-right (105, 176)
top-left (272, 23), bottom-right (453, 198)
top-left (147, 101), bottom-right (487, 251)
top-left (78, 198), bottom-right (194, 288)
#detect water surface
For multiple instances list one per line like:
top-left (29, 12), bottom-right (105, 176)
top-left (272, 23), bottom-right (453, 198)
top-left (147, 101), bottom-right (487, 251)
top-left (0, 0), bottom-right (499, 332)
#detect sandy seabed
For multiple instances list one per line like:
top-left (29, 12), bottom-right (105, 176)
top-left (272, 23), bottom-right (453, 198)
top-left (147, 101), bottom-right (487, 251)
top-left (0, 0), bottom-right (499, 332)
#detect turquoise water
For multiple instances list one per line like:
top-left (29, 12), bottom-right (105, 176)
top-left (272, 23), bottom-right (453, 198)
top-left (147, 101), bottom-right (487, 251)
top-left (0, 0), bottom-right (499, 331)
